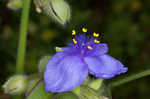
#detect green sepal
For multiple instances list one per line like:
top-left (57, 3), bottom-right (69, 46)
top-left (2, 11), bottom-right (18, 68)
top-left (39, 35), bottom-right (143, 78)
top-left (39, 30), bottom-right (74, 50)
top-left (88, 79), bottom-right (103, 90)
top-left (79, 85), bottom-right (103, 99)
top-left (38, 55), bottom-right (51, 73)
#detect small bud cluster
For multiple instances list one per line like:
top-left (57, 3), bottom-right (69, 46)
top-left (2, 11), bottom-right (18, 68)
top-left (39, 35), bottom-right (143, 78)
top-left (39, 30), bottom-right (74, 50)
top-left (7, 0), bottom-right (23, 10)
top-left (38, 0), bottom-right (71, 25)
top-left (3, 75), bottom-right (27, 95)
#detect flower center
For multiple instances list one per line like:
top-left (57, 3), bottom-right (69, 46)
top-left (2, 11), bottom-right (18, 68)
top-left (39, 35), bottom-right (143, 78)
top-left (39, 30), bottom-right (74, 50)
top-left (71, 28), bottom-right (101, 55)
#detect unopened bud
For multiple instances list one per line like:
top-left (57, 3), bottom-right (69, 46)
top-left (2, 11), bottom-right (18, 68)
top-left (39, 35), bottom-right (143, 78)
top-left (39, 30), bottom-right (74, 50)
top-left (38, 0), bottom-right (71, 25)
top-left (3, 75), bottom-right (27, 95)
top-left (7, 0), bottom-right (23, 10)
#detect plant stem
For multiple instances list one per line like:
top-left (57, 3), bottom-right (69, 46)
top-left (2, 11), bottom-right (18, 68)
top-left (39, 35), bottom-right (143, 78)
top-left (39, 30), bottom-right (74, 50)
top-left (109, 69), bottom-right (150, 88)
top-left (16, 0), bottom-right (31, 74)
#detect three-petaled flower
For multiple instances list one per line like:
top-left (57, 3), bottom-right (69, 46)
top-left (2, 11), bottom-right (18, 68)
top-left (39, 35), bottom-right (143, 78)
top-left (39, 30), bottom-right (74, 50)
top-left (44, 28), bottom-right (128, 92)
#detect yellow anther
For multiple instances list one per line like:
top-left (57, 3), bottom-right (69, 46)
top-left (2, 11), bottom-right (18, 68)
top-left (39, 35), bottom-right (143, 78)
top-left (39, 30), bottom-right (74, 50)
top-left (94, 39), bottom-right (100, 43)
top-left (93, 32), bottom-right (99, 37)
top-left (87, 46), bottom-right (93, 50)
top-left (82, 28), bottom-right (87, 32)
top-left (72, 30), bottom-right (76, 35)
top-left (72, 38), bottom-right (77, 44)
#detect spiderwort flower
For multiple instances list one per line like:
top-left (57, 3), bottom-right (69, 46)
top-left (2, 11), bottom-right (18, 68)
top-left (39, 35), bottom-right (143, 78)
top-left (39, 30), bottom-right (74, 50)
top-left (44, 28), bottom-right (128, 92)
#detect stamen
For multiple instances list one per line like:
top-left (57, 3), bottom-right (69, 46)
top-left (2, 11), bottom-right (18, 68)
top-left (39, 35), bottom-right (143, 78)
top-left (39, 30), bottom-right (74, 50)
top-left (94, 39), bottom-right (100, 43)
top-left (72, 38), bottom-right (77, 44)
top-left (93, 32), bottom-right (99, 37)
top-left (82, 28), bottom-right (87, 33)
top-left (72, 30), bottom-right (76, 35)
top-left (87, 46), bottom-right (93, 50)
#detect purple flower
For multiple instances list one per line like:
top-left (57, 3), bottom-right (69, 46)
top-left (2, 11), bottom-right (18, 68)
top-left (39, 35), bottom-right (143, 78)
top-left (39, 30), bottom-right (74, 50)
top-left (44, 28), bottom-right (128, 92)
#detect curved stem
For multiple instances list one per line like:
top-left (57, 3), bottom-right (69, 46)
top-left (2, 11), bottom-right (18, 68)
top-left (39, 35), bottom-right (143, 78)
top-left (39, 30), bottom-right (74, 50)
top-left (16, 0), bottom-right (31, 74)
top-left (109, 69), bottom-right (150, 88)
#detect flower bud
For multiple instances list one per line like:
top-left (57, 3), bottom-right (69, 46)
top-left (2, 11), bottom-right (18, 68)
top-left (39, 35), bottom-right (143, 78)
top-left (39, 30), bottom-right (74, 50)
top-left (3, 75), bottom-right (27, 95)
top-left (38, 0), bottom-right (71, 25)
top-left (38, 55), bottom-right (51, 73)
top-left (7, 0), bottom-right (23, 10)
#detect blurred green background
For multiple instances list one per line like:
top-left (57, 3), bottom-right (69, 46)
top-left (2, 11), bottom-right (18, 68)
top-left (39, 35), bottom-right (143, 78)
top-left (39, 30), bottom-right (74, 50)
top-left (0, 0), bottom-right (150, 99)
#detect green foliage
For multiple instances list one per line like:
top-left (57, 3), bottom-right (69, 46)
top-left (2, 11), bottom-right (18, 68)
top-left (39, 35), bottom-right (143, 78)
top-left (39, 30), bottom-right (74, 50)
top-left (1, 0), bottom-right (150, 99)
top-left (55, 92), bottom-right (78, 99)
top-left (26, 80), bottom-right (53, 99)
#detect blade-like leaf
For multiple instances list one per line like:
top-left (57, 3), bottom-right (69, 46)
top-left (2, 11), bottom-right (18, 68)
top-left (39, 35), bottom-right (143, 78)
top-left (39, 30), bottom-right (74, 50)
top-left (26, 80), bottom-right (53, 99)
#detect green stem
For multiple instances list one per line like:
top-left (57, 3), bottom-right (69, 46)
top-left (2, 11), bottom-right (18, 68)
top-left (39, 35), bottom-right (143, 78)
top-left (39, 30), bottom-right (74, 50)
top-left (16, 0), bottom-right (31, 74)
top-left (109, 69), bottom-right (150, 88)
